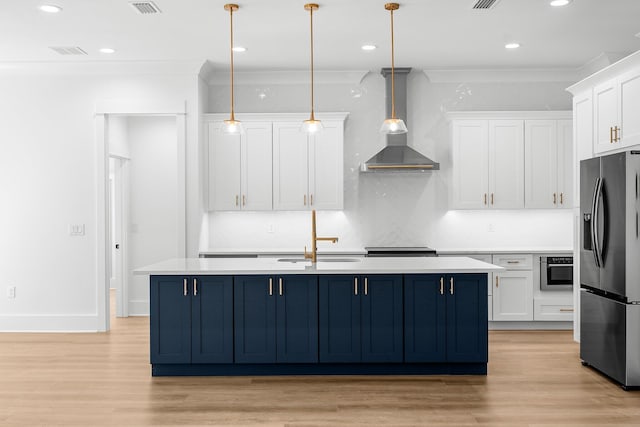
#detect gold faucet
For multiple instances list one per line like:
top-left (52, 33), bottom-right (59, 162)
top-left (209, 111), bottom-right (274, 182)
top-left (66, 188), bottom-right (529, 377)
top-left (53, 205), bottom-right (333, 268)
top-left (304, 210), bottom-right (339, 263)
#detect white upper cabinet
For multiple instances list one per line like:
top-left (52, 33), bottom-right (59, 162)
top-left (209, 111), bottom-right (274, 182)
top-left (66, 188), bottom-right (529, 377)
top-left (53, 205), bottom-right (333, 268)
top-left (452, 120), bottom-right (489, 209)
top-left (273, 120), bottom-right (345, 211)
top-left (524, 119), bottom-right (572, 209)
top-left (489, 120), bottom-right (524, 209)
top-left (208, 121), bottom-right (273, 211)
top-left (570, 52), bottom-right (640, 156)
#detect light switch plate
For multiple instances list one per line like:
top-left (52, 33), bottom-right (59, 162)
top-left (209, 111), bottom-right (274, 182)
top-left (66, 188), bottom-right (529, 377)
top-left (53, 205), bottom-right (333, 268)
top-left (7, 286), bottom-right (16, 299)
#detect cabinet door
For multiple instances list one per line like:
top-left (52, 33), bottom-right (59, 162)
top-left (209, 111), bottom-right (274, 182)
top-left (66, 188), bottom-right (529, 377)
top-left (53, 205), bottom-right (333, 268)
top-left (191, 276), bottom-right (233, 364)
top-left (150, 276), bottom-right (191, 364)
top-left (242, 122), bottom-right (273, 211)
top-left (446, 274), bottom-right (488, 363)
top-left (208, 122), bottom-right (241, 211)
top-left (524, 120), bottom-right (558, 209)
top-left (234, 276), bottom-right (276, 363)
top-left (273, 122), bottom-right (309, 210)
top-left (557, 120), bottom-right (573, 208)
top-left (319, 275), bottom-right (361, 363)
top-left (276, 275), bottom-right (318, 363)
top-left (594, 79), bottom-right (619, 153)
top-left (309, 121), bottom-right (343, 210)
top-left (360, 275), bottom-right (403, 363)
top-left (492, 270), bottom-right (533, 321)
top-left (452, 120), bottom-right (489, 209)
top-left (489, 120), bottom-right (524, 208)
top-left (618, 69), bottom-right (640, 148)
top-left (404, 275), bottom-right (446, 363)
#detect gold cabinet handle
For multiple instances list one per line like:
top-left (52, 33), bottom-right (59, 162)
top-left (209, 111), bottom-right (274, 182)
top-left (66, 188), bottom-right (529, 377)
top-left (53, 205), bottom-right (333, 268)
top-left (491, 193), bottom-right (494, 205)
top-left (449, 277), bottom-right (454, 295)
top-left (269, 278), bottom-right (273, 296)
top-left (193, 278), bottom-right (198, 296)
top-left (279, 278), bottom-right (283, 296)
top-left (235, 195), bottom-right (239, 206)
top-left (560, 193), bottom-right (563, 204)
top-left (439, 277), bottom-right (444, 295)
top-left (364, 277), bottom-right (368, 296)
top-left (496, 276), bottom-right (499, 288)
top-left (553, 193), bottom-right (557, 205)
top-left (484, 193), bottom-right (487, 205)
top-left (183, 278), bottom-right (188, 296)
top-left (507, 260), bottom-right (519, 264)
top-left (560, 308), bottom-right (574, 312)
top-left (354, 277), bottom-right (358, 296)
top-left (310, 194), bottom-right (314, 206)
top-left (242, 195), bottom-right (246, 206)
top-left (610, 126), bottom-right (614, 143)
top-left (615, 126), bottom-right (620, 142)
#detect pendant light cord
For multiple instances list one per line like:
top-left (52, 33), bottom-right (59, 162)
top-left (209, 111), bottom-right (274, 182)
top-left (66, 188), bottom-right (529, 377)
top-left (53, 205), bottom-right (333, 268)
top-left (390, 7), bottom-right (396, 120)
top-left (229, 6), bottom-right (235, 121)
top-left (309, 6), bottom-right (315, 121)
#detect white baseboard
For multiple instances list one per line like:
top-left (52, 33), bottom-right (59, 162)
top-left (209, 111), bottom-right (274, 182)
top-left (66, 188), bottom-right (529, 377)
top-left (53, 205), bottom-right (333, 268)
top-left (128, 299), bottom-right (149, 316)
top-left (0, 314), bottom-right (101, 332)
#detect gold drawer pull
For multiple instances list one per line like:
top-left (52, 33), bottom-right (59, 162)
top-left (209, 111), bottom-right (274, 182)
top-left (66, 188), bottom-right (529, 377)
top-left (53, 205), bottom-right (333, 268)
top-left (507, 261), bottom-right (519, 264)
top-left (496, 276), bottom-right (499, 288)
top-left (553, 193), bottom-right (557, 204)
top-left (484, 193), bottom-right (487, 205)
top-left (559, 308), bottom-right (574, 312)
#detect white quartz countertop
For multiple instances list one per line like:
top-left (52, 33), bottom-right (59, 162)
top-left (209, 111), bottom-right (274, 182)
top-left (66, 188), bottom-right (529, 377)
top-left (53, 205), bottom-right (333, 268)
top-left (136, 256), bottom-right (503, 276)
top-left (199, 248), bottom-right (367, 256)
top-left (436, 247), bottom-right (573, 255)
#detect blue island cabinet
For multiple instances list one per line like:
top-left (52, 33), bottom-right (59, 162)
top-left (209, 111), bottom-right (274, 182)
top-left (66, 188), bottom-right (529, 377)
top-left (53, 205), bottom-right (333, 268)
top-left (150, 275), bottom-right (233, 365)
top-left (405, 274), bottom-right (488, 365)
top-left (234, 275), bottom-right (318, 363)
top-left (319, 275), bottom-right (403, 363)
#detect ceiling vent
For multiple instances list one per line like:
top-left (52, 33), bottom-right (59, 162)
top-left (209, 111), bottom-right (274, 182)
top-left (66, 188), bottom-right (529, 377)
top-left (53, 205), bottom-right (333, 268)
top-left (49, 46), bottom-right (88, 55)
top-left (472, 0), bottom-right (501, 9)
top-left (129, 1), bottom-right (161, 14)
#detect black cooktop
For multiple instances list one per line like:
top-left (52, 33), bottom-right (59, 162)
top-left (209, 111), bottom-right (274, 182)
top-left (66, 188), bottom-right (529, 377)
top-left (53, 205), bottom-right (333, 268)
top-left (365, 246), bottom-right (437, 257)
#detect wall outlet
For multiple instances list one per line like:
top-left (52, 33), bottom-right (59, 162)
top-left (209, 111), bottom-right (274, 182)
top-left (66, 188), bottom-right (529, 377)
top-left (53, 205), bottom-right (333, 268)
top-left (7, 286), bottom-right (16, 299)
top-left (487, 223), bottom-right (495, 232)
top-left (69, 224), bottom-right (85, 236)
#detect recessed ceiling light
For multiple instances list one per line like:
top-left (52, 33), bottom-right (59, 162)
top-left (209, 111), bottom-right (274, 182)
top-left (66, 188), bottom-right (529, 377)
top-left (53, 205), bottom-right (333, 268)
top-left (39, 4), bottom-right (62, 13)
top-left (361, 44), bottom-right (377, 51)
top-left (99, 48), bottom-right (116, 54)
top-left (232, 46), bottom-right (247, 52)
top-left (505, 42), bottom-right (520, 49)
top-left (550, 0), bottom-right (572, 6)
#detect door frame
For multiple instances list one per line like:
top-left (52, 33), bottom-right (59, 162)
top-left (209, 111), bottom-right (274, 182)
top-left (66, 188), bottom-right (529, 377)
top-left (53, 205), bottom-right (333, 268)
top-left (95, 100), bottom-right (187, 331)
top-left (109, 156), bottom-right (129, 318)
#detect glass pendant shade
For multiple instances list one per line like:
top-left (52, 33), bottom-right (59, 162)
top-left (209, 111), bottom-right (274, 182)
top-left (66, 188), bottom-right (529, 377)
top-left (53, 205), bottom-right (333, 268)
top-left (301, 118), bottom-right (324, 134)
top-left (380, 117), bottom-right (408, 134)
top-left (222, 118), bottom-right (243, 135)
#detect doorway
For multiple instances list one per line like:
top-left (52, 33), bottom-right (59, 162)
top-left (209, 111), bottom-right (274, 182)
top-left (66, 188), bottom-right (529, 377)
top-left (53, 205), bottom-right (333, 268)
top-left (96, 103), bottom-right (186, 332)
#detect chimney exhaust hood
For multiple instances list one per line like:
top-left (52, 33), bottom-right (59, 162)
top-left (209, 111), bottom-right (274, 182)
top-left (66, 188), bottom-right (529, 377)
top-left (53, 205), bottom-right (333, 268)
top-left (360, 68), bottom-right (440, 173)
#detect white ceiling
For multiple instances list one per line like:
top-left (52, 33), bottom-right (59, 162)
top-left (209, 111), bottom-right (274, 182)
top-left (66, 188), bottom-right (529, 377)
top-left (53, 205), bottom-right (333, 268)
top-left (2, 0), bottom-right (640, 71)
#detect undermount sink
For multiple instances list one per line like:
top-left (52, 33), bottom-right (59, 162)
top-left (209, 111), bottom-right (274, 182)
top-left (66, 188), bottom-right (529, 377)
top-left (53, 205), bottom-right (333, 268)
top-left (277, 257), bottom-right (362, 263)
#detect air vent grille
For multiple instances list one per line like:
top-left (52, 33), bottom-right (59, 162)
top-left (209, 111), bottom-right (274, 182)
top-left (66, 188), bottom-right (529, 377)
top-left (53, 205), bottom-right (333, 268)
top-left (130, 1), bottom-right (161, 14)
top-left (49, 46), bottom-right (88, 56)
top-left (472, 0), bottom-right (501, 9)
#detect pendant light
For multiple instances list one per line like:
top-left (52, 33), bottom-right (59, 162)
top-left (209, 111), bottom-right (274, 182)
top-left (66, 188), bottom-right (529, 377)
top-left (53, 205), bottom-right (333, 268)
top-left (380, 3), bottom-right (407, 134)
top-left (222, 4), bottom-right (243, 135)
top-left (301, 3), bottom-right (323, 134)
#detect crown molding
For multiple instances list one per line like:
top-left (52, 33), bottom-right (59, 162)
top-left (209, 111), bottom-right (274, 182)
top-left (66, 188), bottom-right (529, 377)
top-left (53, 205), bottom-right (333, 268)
top-left (0, 60), bottom-right (205, 76)
top-left (423, 68), bottom-right (579, 83)
top-left (445, 110), bottom-right (572, 120)
top-left (567, 50), bottom-right (640, 95)
top-left (207, 70), bottom-right (369, 86)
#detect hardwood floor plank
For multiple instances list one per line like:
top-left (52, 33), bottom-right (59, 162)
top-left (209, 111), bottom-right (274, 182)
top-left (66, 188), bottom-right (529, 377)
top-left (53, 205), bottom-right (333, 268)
top-left (1, 315), bottom-right (639, 426)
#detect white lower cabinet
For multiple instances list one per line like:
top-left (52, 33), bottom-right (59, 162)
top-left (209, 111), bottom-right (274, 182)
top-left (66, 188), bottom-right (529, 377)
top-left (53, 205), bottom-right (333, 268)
top-left (492, 270), bottom-right (534, 321)
top-left (533, 296), bottom-right (574, 321)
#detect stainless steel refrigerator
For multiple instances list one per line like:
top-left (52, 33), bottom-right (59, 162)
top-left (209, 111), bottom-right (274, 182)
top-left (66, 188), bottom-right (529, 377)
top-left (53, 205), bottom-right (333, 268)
top-left (580, 151), bottom-right (640, 389)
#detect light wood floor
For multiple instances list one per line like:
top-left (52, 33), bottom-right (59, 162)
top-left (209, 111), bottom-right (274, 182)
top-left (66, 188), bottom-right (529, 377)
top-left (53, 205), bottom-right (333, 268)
top-left (1, 299), bottom-right (639, 426)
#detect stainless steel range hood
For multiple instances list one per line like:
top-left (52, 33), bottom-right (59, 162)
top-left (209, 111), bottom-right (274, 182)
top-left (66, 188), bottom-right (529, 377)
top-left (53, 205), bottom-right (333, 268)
top-left (361, 67), bottom-right (440, 173)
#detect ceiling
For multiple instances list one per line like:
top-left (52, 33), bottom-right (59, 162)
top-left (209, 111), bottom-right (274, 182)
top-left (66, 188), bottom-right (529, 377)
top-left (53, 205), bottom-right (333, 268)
top-left (2, 0), bottom-right (640, 71)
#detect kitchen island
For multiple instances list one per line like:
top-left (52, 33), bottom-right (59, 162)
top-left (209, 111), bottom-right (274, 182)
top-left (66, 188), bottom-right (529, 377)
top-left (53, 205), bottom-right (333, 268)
top-left (137, 256), bottom-right (502, 376)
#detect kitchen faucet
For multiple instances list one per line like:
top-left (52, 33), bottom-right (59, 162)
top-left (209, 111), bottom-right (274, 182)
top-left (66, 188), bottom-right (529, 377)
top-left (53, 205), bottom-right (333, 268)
top-left (304, 210), bottom-right (339, 263)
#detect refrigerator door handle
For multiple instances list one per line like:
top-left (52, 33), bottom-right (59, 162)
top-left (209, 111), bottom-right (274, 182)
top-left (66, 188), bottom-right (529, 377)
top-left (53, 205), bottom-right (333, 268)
top-left (592, 177), bottom-right (604, 268)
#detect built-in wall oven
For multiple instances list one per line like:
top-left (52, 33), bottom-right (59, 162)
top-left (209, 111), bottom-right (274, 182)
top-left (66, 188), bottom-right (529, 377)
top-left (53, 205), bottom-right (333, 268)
top-left (540, 256), bottom-right (573, 291)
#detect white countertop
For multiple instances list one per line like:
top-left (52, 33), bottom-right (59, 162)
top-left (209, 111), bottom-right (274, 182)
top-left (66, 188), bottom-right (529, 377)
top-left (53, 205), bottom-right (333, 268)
top-left (436, 247), bottom-right (573, 255)
top-left (200, 248), bottom-right (367, 256)
top-left (136, 256), bottom-right (503, 276)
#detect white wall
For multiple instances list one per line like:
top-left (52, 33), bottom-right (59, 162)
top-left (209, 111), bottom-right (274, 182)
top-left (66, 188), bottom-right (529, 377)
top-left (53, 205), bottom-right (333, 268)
top-left (0, 66), bottom-right (200, 331)
top-left (205, 71), bottom-right (575, 251)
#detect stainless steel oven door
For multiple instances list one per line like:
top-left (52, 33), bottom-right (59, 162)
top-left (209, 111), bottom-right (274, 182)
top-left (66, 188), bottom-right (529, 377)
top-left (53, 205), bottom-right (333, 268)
top-left (540, 257), bottom-right (573, 291)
